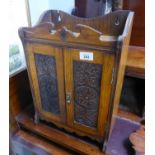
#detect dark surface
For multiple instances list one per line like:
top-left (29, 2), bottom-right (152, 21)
top-left (35, 53), bottom-right (60, 115)
top-left (107, 117), bottom-right (140, 155)
top-left (120, 76), bottom-right (145, 116)
top-left (123, 0), bottom-right (145, 46)
top-left (74, 0), bottom-right (123, 17)
top-left (11, 140), bottom-right (50, 155)
top-left (73, 60), bottom-right (102, 128)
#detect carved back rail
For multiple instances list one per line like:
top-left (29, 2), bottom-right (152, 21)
top-left (19, 10), bottom-right (133, 51)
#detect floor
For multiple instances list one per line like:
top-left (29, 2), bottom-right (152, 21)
top-left (106, 117), bottom-right (140, 155)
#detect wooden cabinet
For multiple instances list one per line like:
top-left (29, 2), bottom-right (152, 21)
top-left (19, 10), bottom-right (134, 151)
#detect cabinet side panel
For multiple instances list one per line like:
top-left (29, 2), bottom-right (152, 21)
top-left (34, 53), bottom-right (60, 115)
top-left (73, 60), bottom-right (102, 128)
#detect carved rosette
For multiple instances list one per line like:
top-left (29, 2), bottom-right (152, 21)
top-left (73, 61), bottom-right (103, 128)
top-left (34, 53), bottom-right (60, 115)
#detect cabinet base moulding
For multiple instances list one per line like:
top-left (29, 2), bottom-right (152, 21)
top-left (16, 112), bottom-right (107, 155)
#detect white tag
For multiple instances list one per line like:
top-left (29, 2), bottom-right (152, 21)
top-left (80, 52), bottom-right (93, 61)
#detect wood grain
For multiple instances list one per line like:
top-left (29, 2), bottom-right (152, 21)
top-left (118, 109), bottom-right (141, 122)
top-left (126, 46), bottom-right (145, 79)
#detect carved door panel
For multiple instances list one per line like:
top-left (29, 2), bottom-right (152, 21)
top-left (64, 48), bottom-right (115, 137)
top-left (26, 43), bottom-right (66, 123)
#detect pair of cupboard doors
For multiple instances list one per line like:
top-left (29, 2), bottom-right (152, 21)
top-left (26, 42), bottom-right (114, 141)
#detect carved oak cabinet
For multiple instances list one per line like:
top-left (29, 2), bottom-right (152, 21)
top-left (19, 10), bottom-right (134, 152)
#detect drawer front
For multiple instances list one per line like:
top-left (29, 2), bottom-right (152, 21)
top-left (64, 48), bottom-right (114, 137)
top-left (26, 43), bottom-right (66, 123)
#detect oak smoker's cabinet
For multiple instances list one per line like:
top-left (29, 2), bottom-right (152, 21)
top-left (19, 10), bottom-right (134, 152)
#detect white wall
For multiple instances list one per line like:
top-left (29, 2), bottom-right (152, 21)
top-left (28, 0), bottom-right (50, 26)
top-left (49, 0), bottom-right (74, 13)
top-left (29, 0), bottom-right (74, 26)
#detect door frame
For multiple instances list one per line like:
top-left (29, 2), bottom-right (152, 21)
top-left (26, 43), bottom-right (66, 123)
top-left (64, 48), bottom-right (115, 137)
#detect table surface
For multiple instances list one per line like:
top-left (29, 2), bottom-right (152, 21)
top-left (126, 46), bottom-right (145, 79)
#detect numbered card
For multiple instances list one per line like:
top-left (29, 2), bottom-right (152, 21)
top-left (80, 52), bottom-right (93, 61)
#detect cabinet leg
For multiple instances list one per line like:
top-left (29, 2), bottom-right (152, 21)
top-left (34, 112), bottom-right (39, 124)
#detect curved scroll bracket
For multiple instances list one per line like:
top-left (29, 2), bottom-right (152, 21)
top-left (75, 24), bottom-right (117, 42)
top-left (50, 26), bottom-right (80, 40)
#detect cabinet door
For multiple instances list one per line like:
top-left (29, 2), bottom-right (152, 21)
top-left (64, 48), bottom-right (114, 137)
top-left (26, 43), bottom-right (66, 123)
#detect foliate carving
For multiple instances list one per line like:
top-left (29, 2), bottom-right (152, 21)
top-left (34, 53), bottom-right (60, 115)
top-left (73, 61), bottom-right (103, 128)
